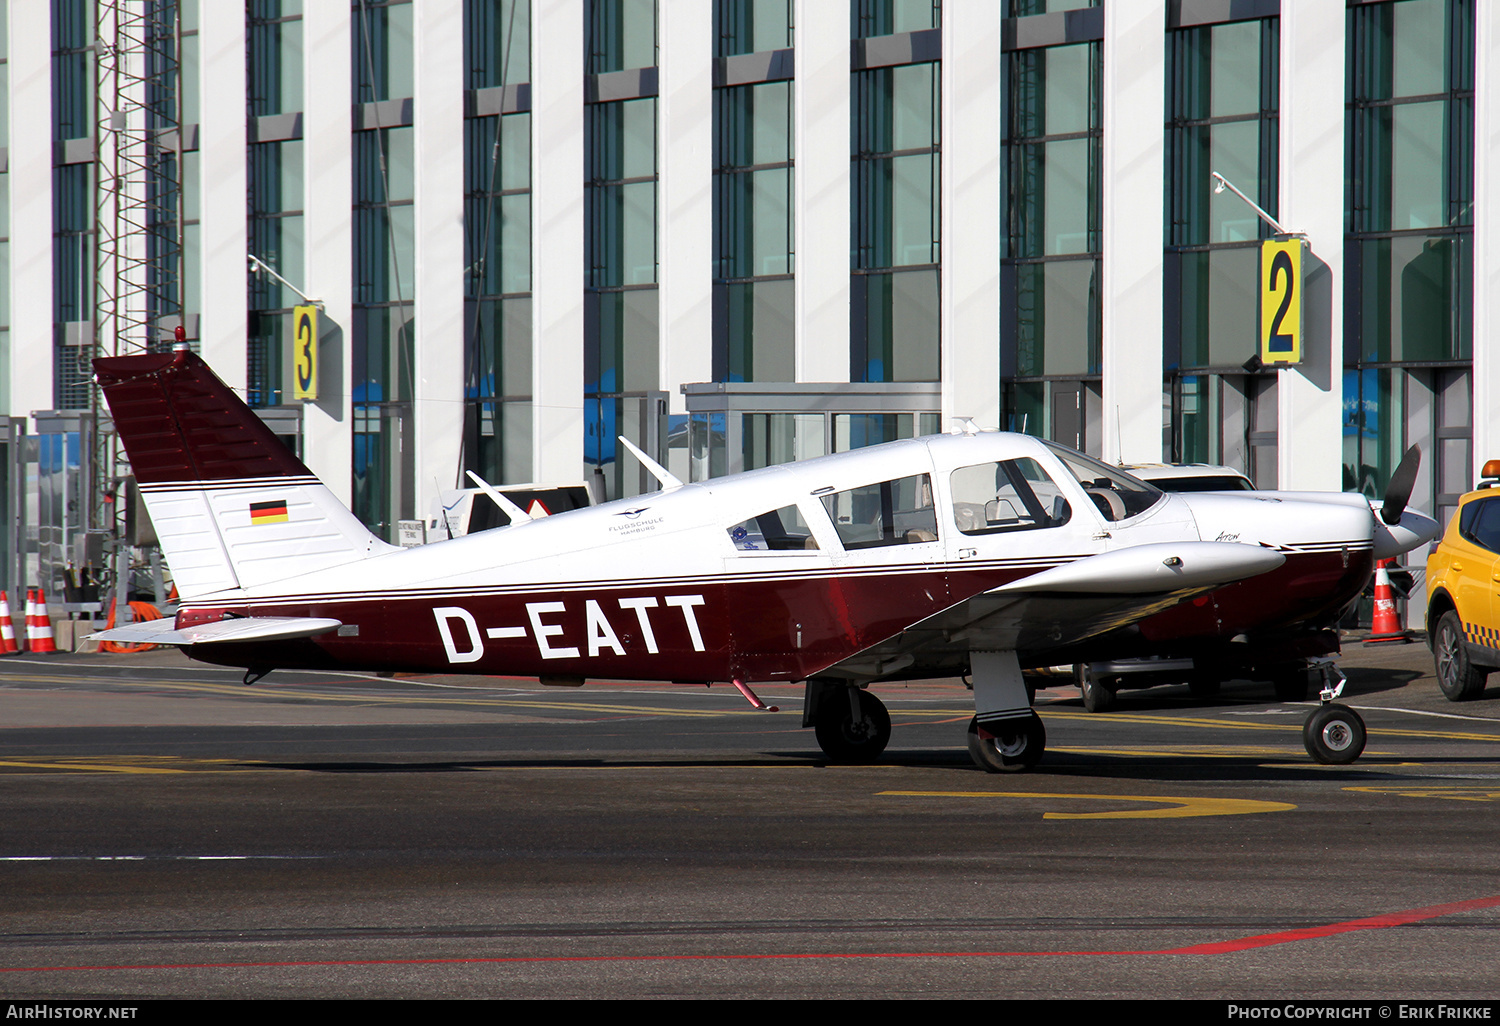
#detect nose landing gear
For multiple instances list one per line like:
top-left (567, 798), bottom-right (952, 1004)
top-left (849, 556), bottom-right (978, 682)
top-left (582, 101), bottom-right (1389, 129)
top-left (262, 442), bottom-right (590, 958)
top-left (1300, 660), bottom-right (1365, 765)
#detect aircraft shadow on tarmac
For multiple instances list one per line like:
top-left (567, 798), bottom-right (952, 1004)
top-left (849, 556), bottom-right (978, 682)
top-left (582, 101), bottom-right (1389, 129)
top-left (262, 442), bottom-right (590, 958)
top-left (1044, 664), bottom-right (1428, 713)
top-left (244, 743), bottom-right (1496, 783)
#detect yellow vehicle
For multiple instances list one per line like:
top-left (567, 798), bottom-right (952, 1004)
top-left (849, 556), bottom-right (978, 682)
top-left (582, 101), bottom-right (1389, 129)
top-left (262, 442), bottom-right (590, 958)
top-left (1426, 460), bottom-right (1500, 701)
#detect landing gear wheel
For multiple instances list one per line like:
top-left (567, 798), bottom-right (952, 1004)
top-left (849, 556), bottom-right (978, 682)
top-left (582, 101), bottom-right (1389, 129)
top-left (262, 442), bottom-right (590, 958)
top-left (967, 713), bottom-right (1047, 773)
top-left (1074, 664), bottom-right (1116, 713)
top-left (1272, 667), bottom-right (1313, 702)
top-left (1302, 704), bottom-right (1366, 765)
top-left (1434, 610), bottom-right (1489, 702)
top-left (814, 689), bottom-right (891, 762)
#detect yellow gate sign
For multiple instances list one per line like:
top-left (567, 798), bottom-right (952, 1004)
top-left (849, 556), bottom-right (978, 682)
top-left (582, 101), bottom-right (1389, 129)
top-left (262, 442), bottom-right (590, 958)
top-left (293, 305), bottom-right (318, 400)
top-left (1260, 237), bottom-right (1302, 365)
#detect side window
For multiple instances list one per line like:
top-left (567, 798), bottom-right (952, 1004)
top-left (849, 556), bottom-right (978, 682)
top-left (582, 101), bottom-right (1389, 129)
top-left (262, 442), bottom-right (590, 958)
top-left (819, 474), bottom-right (938, 550)
top-left (1459, 499), bottom-right (1500, 555)
top-left (727, 504), bottom-right (820, 551)
top-left (951, 458), bottom-right (1073, 535)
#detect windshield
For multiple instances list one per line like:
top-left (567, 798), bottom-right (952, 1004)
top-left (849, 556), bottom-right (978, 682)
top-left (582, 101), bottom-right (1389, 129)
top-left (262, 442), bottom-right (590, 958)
top-left (1042, 442), bottom-right (1164, 522)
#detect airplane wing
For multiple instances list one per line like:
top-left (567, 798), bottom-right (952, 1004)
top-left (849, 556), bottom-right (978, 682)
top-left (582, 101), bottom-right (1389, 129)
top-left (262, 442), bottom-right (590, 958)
top-left (89, 616), bottom-right (342, 646)
top-left (820, 541), bottom-right (1285, 679)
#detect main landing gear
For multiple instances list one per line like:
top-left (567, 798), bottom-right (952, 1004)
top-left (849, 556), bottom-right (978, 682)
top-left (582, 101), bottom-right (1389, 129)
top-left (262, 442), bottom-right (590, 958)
top-left (807, 681), bottom-right (891, 762)
top-left (967, 713), bottom-right (1046, 772)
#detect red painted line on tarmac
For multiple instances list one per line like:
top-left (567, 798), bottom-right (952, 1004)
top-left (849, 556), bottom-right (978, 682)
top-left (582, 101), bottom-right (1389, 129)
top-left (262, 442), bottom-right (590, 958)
top-left (1160, 892), bottom-right (1500, 954)
top-left (5, 893), bottom-right (1499, 974)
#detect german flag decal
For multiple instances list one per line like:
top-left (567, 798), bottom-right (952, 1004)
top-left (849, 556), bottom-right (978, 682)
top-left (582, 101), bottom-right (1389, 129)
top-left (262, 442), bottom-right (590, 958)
top-left (249, 499), bottom-right (290, 525)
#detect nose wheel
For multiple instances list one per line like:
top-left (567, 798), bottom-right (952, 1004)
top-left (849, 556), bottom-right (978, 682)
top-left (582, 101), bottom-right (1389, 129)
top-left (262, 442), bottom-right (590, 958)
top-left (1303, 704), bottom-right (1366, 764)
top-left (1300, 660), bottom-right (1365, 764)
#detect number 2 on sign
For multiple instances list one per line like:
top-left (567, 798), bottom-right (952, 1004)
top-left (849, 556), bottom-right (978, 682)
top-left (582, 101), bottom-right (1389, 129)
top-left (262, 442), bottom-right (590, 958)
top-left (1260, 238), bottom-right (1301, 365)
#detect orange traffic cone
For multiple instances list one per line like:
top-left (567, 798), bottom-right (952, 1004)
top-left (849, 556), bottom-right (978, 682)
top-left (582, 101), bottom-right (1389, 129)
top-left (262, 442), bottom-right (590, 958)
top-left (27, 587), bottom-right (57, 654)
top-left (0, 593), bottom-right (17, 654)
top-left (1364, 558), bottom-right (1409, 645)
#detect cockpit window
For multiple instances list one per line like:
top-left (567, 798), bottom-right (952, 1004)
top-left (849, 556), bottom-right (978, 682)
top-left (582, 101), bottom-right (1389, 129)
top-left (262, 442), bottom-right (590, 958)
top-left (951, 458), bottom-right (1072, 535)
top-left (1044, 442), bottom-right (1164, 522)
top-left (727, 504), bottom-right (820, 551)
top-left (819, 474), bottom-right (938, 549)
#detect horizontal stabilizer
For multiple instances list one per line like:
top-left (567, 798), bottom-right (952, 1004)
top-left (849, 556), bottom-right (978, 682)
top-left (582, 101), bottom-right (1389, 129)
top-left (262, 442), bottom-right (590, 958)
top-left (991, 541), bottom-right (1284, 596)
top-left (89, 616), bottom-right (342, 647)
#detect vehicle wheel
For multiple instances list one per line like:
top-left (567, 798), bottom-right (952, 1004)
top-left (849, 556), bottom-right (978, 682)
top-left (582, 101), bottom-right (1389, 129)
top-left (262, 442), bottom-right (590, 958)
top-left (1272, 667), bottom-right (1313, 702)
top-left (1075, 664), bottom-right (1116, 713)
top-left (967, 713), bottom-right (1046, 773)
top-left (814, 689), bottom-right (891, 762)
top-left (1302, 704), bottom-right (1366, 765)
top-left (1434, 610), bottom-right (1488, 702)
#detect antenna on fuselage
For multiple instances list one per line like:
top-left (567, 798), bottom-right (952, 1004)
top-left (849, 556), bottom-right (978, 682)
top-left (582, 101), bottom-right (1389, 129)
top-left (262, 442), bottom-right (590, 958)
top-left (618, 436), bottom-right (683, 490)
top-left (465, 470), bottom-right (533, 526)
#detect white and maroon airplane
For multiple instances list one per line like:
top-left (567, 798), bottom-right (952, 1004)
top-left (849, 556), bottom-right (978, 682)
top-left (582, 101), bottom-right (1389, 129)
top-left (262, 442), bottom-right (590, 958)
top-left (90, 348), bottom-right (1439, 770)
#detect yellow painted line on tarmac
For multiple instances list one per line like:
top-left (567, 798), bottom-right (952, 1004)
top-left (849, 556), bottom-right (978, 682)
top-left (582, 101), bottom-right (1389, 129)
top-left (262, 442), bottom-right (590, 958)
top-left (879, 790), bottom-right (1296, 819)
top-left (1344, 784), bottom-right (1500, 802)
top-left (0, 672), bottom-right (748, 719)
top-left (0, 755), bottom-right (239, 775)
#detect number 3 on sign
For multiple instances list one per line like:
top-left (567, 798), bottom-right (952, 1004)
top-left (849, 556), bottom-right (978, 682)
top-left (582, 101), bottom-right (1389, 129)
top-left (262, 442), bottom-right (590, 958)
top-left (1259, 238), bottom-right (1302, 365)
top-left (293, 304), bottom-right (318, 400)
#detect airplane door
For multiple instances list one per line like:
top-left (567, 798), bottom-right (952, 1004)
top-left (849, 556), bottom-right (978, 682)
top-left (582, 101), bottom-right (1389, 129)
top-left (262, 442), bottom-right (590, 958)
top-left (943, 455), bottom-right (1104, 572)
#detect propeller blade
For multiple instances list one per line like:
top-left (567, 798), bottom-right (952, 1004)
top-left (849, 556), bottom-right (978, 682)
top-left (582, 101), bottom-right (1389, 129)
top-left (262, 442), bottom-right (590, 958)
top-left (1381, 444), bottom-right (1421, 525)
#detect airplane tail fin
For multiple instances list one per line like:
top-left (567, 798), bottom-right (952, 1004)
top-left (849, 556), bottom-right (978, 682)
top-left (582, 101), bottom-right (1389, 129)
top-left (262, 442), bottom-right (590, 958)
top-left (94, 350), bottom-right (395, 599)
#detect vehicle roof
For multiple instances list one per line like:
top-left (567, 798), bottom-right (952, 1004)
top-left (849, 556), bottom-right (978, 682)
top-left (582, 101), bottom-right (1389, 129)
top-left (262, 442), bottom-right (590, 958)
top-left (1123, 462), bottom-right (1249, 480)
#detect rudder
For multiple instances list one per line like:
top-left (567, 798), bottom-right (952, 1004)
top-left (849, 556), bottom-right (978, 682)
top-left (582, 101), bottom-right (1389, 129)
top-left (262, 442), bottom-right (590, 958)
top-left (95, 350), bottom-right (394, 598)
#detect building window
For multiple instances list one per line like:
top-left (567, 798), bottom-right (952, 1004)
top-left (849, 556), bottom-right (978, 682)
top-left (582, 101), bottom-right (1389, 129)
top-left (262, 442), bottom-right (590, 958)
top-left (464, 111), bottom-right (533, 485)
top-left (587, 0), bottom-right (657, 75)
top-left (467, 0), bottom-right (529, 89)
top-left (248, 141), bottom-right (305, 406)
top-left (250, 0), bottom-right (304, 117)
top-left (853, 0), bottom-right (939, 39)
top-left (352, 126), bottom-right (415, 539)
top-left (851, 59), bottom-right (940, 383)
top-left (586, 0), bottom-right (659, 501)
top-left (713, 79), bottom-right (794, 382)
top-left (1163, 16), bottom-right (1279, 478)
top-left (1001, 35), bottom-right (1100, 449)
top-left (1344, 0), bottom-right (1474, 513)
top-left (247, 2), bottom-right (305, 408)
top-left (716, 0), bottom-right (792, 56)
top-left (352, 0), bottom-right (413, 104)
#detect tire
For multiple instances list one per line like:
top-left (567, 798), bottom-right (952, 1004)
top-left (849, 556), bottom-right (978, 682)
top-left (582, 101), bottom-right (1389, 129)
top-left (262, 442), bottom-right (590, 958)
top-left (1272, 667), bottom-right (1313, 702)
top-left (1303, 704), bottom-right (1366, 765)
top-left (1075, 664), bottom-right (1116, 713)
top-left (1434, 610), bottom-right (1488, 702)
top-left (967, 713), bottom-right (1047, 773)
top-left (814, 689), bottom-right (891, 762)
